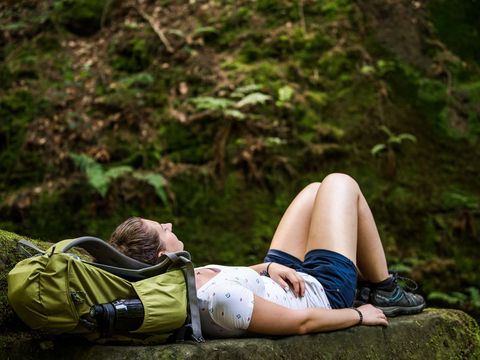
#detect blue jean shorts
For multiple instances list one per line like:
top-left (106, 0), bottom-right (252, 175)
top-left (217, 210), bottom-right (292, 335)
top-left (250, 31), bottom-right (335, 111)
top-left (264, 249), bottom-right (357, 309)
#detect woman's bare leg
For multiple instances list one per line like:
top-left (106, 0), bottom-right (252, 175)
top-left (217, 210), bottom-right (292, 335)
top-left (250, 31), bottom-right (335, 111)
top-left (270, 173), bottom-right (389, 282)
top-left (356, 193), bottom-right (390, 282)
top-left (305, 173), bottom-right (389, 282)
top-left (270, 173), bottom-right (425, 316)
top-left (269, 182), bottom-right (321, 261)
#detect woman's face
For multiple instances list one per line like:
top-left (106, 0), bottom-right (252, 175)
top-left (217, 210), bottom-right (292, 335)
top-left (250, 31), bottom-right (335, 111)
top-left (143, 219), bottom-right (184, 254)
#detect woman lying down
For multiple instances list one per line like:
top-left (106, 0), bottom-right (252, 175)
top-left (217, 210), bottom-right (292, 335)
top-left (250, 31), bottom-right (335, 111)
top-left (109, 173), bottom-right (425, 338)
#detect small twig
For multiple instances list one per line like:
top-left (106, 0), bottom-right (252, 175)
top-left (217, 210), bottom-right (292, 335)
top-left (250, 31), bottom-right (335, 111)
top-left (135, 3), bottom-right (174, 53)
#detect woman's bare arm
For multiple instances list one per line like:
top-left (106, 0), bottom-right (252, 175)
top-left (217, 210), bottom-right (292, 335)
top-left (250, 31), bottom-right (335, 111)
top-left (248, 295), bottom-right (388, 335)
top-left (249, 263), bottom-right (305, 297)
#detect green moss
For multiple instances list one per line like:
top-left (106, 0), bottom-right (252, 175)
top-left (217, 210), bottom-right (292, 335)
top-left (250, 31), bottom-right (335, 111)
top-left (0, 230), bottom-right (50, 331)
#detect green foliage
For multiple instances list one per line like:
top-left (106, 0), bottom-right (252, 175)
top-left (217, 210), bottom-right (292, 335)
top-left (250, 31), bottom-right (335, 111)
top-left (190, 84), bottom-right (273, 120)
top-left (112, 72), bottom-right (155, 89)
top-left (191, 97), bottom-right (234, 111)
top-left (441, 191), bottom-right (479, 211)
top-left (428, 288), bottom-right (480, 309)
top-left (70, 153), bottom-right (167, 202)
top-left (230, 84), bottom-right (264, 98)
top-left (417, 78), bottom-right (447, 103)
top-left (305, 91), bottom-right (329, 107)
top-left (320, 0), bottom-right (353, 18)
top-left (70, 153), bottom-right (129, 197)
top-left (193, 26), bottom-right (217, 37)
top-left (276, 85), bottom-right (294, 107)
top-left (371, 126), bottom-right (416, 156)
top-left (236, 92), bottom-right (271, 108)
top-left (458, 81), bottom-right (480, 100)
top-left (133, 173), bottom-right (168, 204)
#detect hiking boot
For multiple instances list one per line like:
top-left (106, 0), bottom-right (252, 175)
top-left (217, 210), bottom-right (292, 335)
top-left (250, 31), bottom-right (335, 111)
top-left (369, 274), bottom-right (426, 317)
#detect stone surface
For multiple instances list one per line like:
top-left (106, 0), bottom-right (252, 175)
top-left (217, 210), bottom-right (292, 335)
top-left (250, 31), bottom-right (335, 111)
top-left (1, 309), bottom-right (479, 360)
top-left (1, 232), bottom-right (479, 359)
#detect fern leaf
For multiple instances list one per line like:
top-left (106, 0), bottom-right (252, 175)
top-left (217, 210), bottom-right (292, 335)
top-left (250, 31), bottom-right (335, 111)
top-left (371, 144), bottom-right (386, 156)
top-left (428, 291), bottom-right (467, 305)
top-left (191, 97), bottom-right (234, 110)
top-left (70, 153), bottom-right (98, 171)
top-left (87, 167), bottom-right (109, 197)
top-left (105, 166), bottom-right (133, 179)
top-left (379, 125), bottom-right (394, 138)
top-left (230, 84), bottom-right (263, 98)
top-left (70, 153), bottom-right (109, 197)
top-left (397, 133), bottom-right (417, 143)
top-left (224, 109), bottom-right (246, 119)
top-left (236, 92), bottom-right (271, 108)
top-left (134, 173), bottom-right (168, 204)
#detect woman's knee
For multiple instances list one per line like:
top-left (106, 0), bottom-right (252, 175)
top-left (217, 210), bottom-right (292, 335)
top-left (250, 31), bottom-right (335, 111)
top-left (304, 182), bottom-right (321, 193)
top-left (321, 173), bottom-right (360, 192)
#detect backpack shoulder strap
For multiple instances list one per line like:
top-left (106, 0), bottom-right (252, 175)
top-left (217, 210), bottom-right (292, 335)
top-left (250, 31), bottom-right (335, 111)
top-left (60, 236), bottom-right (150, 269)
top-left (152, 253), bottom-right (204, 342)
top-left (16, 239), bottom-right (46, 258)
top-left (177, 255), bottom-right (204, 343)
top-left (84, 251), bottom-right (192, 280)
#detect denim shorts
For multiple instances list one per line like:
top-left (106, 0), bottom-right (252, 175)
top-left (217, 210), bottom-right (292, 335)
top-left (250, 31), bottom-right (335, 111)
top-left (264, 249), bottom-right (357, 309)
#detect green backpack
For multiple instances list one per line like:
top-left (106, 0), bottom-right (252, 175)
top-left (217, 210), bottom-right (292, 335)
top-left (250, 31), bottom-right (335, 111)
top-left (7, 237), bottom-right (204, 344)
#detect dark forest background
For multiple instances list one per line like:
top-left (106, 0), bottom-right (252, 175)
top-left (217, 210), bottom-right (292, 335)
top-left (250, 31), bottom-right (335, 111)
top-left (1, 0), bottom-right (479, 320)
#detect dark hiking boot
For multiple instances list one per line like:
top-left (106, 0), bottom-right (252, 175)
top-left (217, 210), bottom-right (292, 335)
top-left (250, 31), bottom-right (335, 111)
top-left (369, 274), bottom-right (426, 317)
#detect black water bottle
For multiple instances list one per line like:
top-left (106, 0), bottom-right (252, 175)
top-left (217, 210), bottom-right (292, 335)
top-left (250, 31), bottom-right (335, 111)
top-left (90, 298), bottom-right (144, 337)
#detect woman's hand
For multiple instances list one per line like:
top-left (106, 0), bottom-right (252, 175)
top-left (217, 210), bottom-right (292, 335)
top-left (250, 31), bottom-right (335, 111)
top-left (267, 263), bottom-right (305, 297)
top-left (356, 304), bottom-right (388, 326)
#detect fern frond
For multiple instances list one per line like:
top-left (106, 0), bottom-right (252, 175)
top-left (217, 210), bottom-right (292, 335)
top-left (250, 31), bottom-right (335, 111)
top-left (105, 166), bottom-right (133, 179)
top-left (134, 173), bottom-right (168, 204)
top-left (371, 143), bottom-right (387, 156)
top-left (191, 97), bottom-right (234, 110)
top-left (230, 84), bottom-right (263, 98)
top-left (236, 92), bottom-right (271, 108)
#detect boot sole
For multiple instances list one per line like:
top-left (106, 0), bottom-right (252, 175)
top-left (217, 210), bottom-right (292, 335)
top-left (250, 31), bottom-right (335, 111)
top-left (377, 302), bottom-right (426, 317)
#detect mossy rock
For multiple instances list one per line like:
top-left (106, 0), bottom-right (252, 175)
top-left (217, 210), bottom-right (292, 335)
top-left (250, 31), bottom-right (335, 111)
top-left (0, 231), bottom-right (51, 328)
top-left (0, 230), bottom-right (52, 351)
top-left (1, 309), bottom-right (479, 359)
top-left (1, 230), bottom-right (479, 359)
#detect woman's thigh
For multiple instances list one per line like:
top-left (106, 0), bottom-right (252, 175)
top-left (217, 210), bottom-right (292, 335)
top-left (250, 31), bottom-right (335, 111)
top-left (269, 182), bottom-right (321, 261)
top-left (306, 173), bottom-right (360, 264)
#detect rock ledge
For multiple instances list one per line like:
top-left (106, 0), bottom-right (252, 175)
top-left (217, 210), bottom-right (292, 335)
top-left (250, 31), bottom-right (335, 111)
top-left (1, 231), bottom-right (479, 359)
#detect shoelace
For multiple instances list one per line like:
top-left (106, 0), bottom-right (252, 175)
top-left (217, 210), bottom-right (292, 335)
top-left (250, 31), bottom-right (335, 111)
top-left (391, 272), bottom-right (419, 292)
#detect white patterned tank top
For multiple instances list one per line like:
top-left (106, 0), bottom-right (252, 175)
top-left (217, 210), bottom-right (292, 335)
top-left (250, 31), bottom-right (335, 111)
top-left (196, 265), bottom-right (331, 338)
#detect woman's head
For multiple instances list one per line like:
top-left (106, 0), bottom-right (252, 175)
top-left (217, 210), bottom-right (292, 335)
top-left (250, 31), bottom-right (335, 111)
top-left (109, 217), bottom-right (183, 265)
